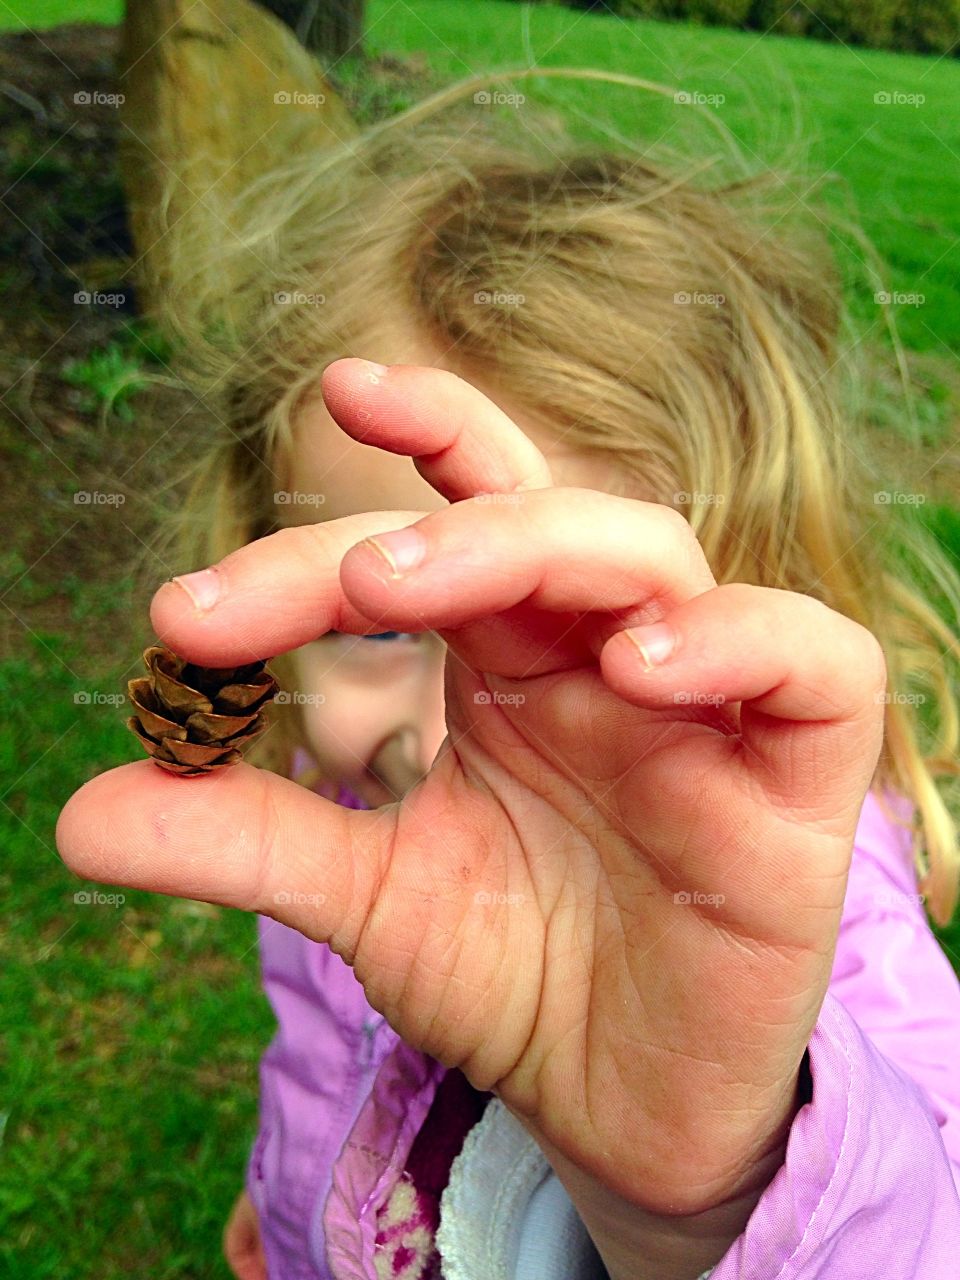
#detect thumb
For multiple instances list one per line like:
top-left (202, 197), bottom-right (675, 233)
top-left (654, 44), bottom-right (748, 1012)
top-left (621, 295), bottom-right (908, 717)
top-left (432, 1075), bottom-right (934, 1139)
top-left (55, 760), bottom-right (396, 959)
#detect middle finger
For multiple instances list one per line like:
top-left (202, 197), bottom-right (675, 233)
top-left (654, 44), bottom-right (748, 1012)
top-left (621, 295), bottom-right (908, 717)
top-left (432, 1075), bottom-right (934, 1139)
top-left (319, 358), bottom-right (556, 501)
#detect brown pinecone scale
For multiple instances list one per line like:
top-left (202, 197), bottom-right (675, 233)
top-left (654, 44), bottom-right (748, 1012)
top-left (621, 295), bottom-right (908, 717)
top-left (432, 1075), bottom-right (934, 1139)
top-left (127, 644), bottom-right (279, 776)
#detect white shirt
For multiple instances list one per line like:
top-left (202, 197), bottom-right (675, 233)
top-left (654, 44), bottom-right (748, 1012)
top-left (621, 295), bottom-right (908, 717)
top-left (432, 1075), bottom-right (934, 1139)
top-left (436, 1097), bottom-right (716, 1280)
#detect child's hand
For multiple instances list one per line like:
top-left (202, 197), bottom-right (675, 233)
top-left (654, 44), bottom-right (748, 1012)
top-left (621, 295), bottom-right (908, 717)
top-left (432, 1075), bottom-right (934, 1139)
top-left (58, 361), bottom-right (886, 1251)
top-left (223, 1189), bottom-right (267, 1280)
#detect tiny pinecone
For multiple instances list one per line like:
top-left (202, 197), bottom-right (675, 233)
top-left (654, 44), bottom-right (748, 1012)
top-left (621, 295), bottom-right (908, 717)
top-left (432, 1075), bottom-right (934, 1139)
top-left (126, 644), bottom-right (279, 776)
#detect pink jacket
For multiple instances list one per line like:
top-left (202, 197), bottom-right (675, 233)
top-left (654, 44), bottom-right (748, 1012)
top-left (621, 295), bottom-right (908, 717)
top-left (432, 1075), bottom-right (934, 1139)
top-left (245, 784), bottom-right (960, 1278)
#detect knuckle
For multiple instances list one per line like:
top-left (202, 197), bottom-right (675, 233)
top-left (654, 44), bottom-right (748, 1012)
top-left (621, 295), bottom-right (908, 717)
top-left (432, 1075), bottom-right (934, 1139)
top-left (656, 501), bottom-right (696, 540)
top-left (258, 522), bottom-right (338, 587)
top-left (852, 623), bottom-right (888, 694)
top-left (801, 602), bottom-right (888, 712)
top-left (247, 771), bottom-right (285, 911)
top-left (291, 519), bottom-right (335, 560)
top-left (656, 503), bottom-right (709, 572)
top-left (660, 504), bottom-right (706, 555)
top-left (514, 463), bottom-right (554, 493)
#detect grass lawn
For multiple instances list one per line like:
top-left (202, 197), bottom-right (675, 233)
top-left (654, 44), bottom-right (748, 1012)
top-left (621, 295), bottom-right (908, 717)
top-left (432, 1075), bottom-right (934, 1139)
top-left (0, 0), bottom-right (122, 24)
top-left (1, 2), bottom-right (959, 1276)
top-left (1, 645), bottom-right (274, 1277)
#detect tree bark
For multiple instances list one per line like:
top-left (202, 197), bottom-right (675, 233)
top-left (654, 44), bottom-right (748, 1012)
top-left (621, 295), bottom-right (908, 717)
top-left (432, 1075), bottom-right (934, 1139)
top-left (118, 0), bottom-right (358, 315)
top-left (259, 1), bottom-right (365, 61)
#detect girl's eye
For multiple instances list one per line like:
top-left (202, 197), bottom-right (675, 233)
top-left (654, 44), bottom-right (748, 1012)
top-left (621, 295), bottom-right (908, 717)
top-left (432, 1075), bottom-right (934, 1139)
top-left (327, 630), bottom-right (421, 642)
top-left (365, 631), bottom-right (418, 642)
top-left (310, 631), bottom-right (436, 676)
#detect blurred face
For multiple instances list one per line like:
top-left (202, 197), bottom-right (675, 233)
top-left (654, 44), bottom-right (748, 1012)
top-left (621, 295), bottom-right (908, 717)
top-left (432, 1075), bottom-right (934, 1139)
top-left (277, 340), bottom-right (625, 806)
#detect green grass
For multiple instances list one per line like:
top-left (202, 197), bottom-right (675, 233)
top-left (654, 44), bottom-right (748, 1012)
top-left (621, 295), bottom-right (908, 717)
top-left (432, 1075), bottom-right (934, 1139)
top-left (0, 641), bottom-right (274, 1278)
top-left (61, 324), bottom-right (173, 423)
top-left (62, 344), bottom-right (151, 422)
top-left (0, 0), bottom-right (121, 25)
top-left (1, 1), bottom-right (959, 1274)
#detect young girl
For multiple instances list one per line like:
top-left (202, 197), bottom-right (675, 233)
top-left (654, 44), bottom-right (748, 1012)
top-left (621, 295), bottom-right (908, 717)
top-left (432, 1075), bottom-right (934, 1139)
top-left (57, 72), bottom-right (960, 1280)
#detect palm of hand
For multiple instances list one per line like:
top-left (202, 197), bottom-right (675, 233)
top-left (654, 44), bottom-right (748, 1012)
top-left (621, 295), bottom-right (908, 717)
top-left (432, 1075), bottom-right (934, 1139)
top-left (345, 616), bottom-right (857, 1215)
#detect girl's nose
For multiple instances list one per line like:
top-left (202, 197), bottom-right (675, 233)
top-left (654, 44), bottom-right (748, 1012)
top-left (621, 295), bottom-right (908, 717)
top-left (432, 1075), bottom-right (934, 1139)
top-left (370, 729), bottom-right (424, 799)
top-left (367, 677), bottom-right (448, 802)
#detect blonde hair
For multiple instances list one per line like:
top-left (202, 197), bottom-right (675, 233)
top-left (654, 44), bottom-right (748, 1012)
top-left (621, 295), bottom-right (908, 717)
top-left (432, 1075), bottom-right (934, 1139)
top-left (150, 68), bottom-right (960, 925)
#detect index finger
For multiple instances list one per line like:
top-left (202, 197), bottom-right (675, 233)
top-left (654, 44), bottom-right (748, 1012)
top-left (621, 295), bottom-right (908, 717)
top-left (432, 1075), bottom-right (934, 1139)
top-left (320, 359), bottom-right (555, 501)
top-left (152, 511), bottom-right (433, 667)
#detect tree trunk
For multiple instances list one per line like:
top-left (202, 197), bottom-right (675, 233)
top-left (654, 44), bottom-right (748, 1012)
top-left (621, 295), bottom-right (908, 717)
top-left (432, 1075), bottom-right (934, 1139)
top-left (118, 0), bottom-right (358, 316)
top-left (259, 0), bottom-right (365, 61)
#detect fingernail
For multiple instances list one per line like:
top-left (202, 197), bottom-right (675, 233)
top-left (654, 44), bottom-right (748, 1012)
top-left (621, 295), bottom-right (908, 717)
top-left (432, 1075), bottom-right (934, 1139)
top-left (171, 567), bottom-right (222, 612)
top-left (624, 621), bottom-right (676, 669)
top-left (359, 528), bottom-right (426, 577)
